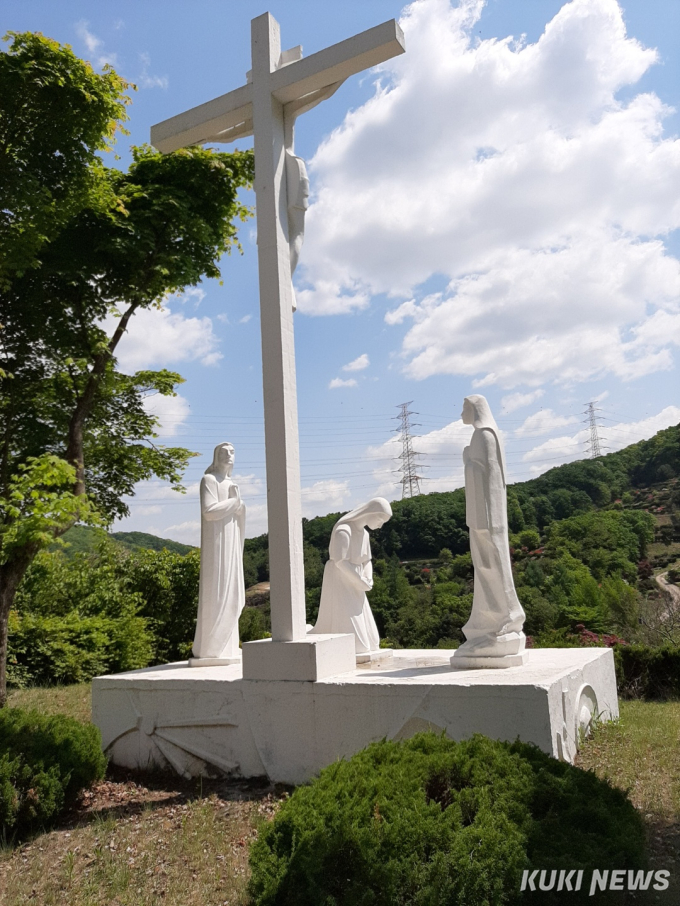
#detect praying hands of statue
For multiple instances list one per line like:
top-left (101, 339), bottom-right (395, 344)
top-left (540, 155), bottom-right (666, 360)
top-left (337, 558), bottom-right (373, 593)
top-left (203, 483), bottom-right (243, 521)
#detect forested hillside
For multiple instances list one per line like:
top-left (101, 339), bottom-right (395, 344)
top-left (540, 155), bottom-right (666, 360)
top-left (294, 422), bottom-right (680, 648)
top-left (53, 526), bottom-right (195, 558)
top-left (363, 421), bottom-right (680, 561)
top-left (7, 424), bottom-right (679, 686)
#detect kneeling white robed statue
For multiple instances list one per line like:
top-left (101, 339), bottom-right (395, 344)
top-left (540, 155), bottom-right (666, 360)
top-left (190, 442), bottom-right (246, 667)
top-left (310, 497), bottom-right (392, 662)
top-left (451, 395), bottom-right (526, 669)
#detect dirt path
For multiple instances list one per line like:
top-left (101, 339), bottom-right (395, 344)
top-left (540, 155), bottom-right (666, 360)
top-left (656, 571), bottom-right (680, 609)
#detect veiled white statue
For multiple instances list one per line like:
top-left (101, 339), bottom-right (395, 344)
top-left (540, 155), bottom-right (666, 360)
top-left (310, 497), bottom-right (392, 657)
top-left (190, 443), bottom-right (246, 666)
top-left (451, 395), bottom-right (526, 667)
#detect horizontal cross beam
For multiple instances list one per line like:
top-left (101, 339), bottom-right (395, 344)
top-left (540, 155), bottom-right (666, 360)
top-left (151, 83), bottom-right (253, 153)
top-left (150, 18), bottom-right (404, 153)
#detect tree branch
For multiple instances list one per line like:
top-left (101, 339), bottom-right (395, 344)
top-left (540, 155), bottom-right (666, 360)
top-left (65, 301), bottom-right (139, 496)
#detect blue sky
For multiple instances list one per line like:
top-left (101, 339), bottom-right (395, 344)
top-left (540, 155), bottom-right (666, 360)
top-left (6, 0), bottom-right (680, 541)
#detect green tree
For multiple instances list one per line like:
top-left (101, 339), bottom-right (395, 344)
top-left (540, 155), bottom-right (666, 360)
top-left (0, 32), bottom-right (130, 283)
top-left (122, 548), bottom-right (201, 663)
top-left (8, 543), bottom-right (154, 686)
top-left (506, 489), bottom-right (525, 532)
top-left (545, 510), bottom-right (654, 582)
top-left (0, 33), bottom-right (254, 704)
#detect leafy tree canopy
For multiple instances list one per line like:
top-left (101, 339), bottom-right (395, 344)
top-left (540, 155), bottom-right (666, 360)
top-left (0, 32), bottom-right (131, 283)
top-left (0, 31), bottom-right (254, 704)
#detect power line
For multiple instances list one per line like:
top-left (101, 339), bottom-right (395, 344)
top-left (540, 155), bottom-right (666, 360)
top-left (394, 402), bottom-right (426, 498)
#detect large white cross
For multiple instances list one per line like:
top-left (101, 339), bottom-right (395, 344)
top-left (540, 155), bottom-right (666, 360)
top-left (151, 13), bottom-right (405, 644)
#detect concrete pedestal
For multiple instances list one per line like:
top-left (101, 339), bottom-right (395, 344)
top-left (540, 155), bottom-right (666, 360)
top-left (242, 634), bottom-right (356, 681)
top-left (92, 648), bottom-right (618, 785)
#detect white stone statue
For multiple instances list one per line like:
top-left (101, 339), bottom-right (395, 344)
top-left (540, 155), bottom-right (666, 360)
top-left (190, 443), bottom-right (246, 666)
top-left (286, 150), bottom-right (309, 277)
top-left (310, 497), bottom-right (392, 656)
top-left (285, 150), bottom-right (310, 312)
top-left (452, 395), bottom-right (526, 667)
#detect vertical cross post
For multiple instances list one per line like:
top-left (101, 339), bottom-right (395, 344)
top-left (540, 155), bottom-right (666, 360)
top-left (251, 14), bottom-right (306, 642)
top-left (150, 13), bottom-right (405, 673)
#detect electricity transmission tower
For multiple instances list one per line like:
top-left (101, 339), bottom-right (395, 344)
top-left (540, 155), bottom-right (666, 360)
top-left (395, 402), bottom-right (425, 498)
top-left (583, 401), bottom-right (605, 458)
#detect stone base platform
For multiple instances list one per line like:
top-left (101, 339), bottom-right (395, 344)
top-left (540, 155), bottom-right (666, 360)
top-left (92, 648), bottom-right (618, 785)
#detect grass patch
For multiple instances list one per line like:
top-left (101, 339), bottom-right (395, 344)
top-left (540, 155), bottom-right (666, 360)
top-left (578, 700), bottom-right (680, 822)
top-left (7, 684), bottom-right (92, 724)
top-left (577, 700), bottom-right (680, 904)
top-left (0, 782), bottom-right (272, 906)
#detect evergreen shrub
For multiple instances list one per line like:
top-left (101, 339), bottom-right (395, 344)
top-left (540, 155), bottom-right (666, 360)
top-left (615, 644), bottom-right (680, 699)
top-left (0, 752), bottom-right (64, 838)
top-left (248, 733), bottom-right (645, 906)
top-left (0, 708), bottom-right (106, 839)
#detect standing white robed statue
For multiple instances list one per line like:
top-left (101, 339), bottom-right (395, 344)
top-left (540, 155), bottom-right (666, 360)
top-left (451, 395), bottom-right (526, 668)
top-left (311, 498), bottom-right (392, 660)
top-left (190, 443), bottom-right (247, 667)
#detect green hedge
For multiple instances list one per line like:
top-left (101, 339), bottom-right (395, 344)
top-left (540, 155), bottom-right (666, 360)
top-left (615, 644), bottom-right (680, 699)
top-left (249, 733), bottom-right (645, 906)
top-left (7, 609), bottom-right (153, 687)
top-left (0, 708), bottom-right (106, 839)
top-left (531, 634), bottom-right (680, 700)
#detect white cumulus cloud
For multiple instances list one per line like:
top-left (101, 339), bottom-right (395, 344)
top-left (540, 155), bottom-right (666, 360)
top-left (106, 303), bottom-right (222, 372)
top-left (501, 389), bottom-right (545, 413)
top-left (131, 480), bottom-right (200, 503)
top-left (234, 473), bottom-right (265, 500)
top-left (296, 0), bottom-right (680, 391)
top-left (342, 353), bottom-right (370, 372)
top-left (143, 393), bottom-right (191, 437)
top-left (243, 503), bottom-right (268, 538)
top-left (365, 417), bottom-right (472, 496)
top-left (329, 377), bottom-right (358, 389)
top-left (515, 408), bottom-right (580, 437)
top-left (152, 520), bottom-right (200, 546)
top-left (301, 480), bottom-right (351, 517)
top-left (75, 20), bottom-right (117, 68)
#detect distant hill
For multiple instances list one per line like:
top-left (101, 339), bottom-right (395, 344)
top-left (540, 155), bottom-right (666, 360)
top-left (110, 531), bottom-right (196, 556)
top-left (54, 525), bottom-right (195, 558)
top-left (51, 525), bottom-right (110, 557)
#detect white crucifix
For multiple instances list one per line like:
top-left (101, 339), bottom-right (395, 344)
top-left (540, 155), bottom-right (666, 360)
top-left (151, 13), bottom-right (405, 656)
